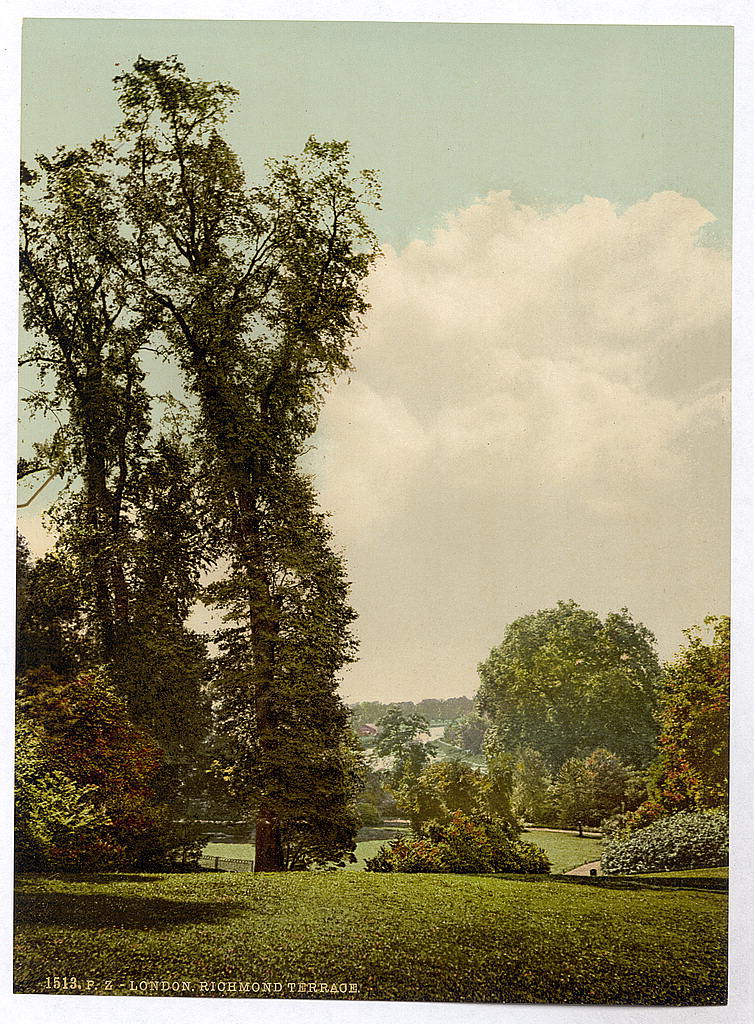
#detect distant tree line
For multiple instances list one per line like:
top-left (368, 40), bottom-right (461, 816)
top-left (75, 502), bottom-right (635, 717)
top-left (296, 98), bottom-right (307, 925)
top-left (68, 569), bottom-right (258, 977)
top-left (349, 697), bottom-right (475, 732)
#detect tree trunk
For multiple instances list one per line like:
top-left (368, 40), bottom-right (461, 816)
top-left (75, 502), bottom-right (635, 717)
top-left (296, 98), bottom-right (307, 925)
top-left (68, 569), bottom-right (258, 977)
top-left (254, 804), bottom-right (283, 872)
top-left (240, 476), bottom-right (285, 872)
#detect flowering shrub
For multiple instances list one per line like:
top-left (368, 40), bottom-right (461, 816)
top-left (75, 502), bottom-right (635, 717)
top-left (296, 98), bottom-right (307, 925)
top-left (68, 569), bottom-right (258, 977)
top-left (365, 811), bottom-right (550, 874)
top-left (601, 810), bottom-right (728, 874)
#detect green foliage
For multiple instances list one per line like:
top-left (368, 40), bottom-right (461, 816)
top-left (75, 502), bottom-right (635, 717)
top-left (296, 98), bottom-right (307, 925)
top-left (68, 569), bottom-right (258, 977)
top-left (374, 706), bottom-right (436, 786)
top-left (356, 802), bottom-right (382, 827)
top-left (110, 56), bottom-right (380, 870)
top-left (20, 54), bottom-right (380, 872)
top-left (511, 747), bottom-right (551, 822)
top-left (15, 718), bottom-right (111, 871)
top-left (648, 616), bottom-right (729, 814)
top-left (350, 697), bottom-right (475, 732)
top-left (365, 811), bottom-right (549, 875)
top-left (601, 810), bottom-right (729, 875)
top-left (550, 748), bottom-right (637, 828)
top-left (484, 735), bottom-right (517, 822)
top-left (395, 760), bottom-right (495, 831)
top-left (19, 132), bottom-right (214, 754)
top-left (355, 765), bottom-right (397, 823)
top-left (17, 667), bottom-right (183, 870)
top-left (14, 872), bottom-right (728, 1005)
top-left (442, 711), bottom-right (487, 754)
top-left (16, 539), bottom-right (88, 679)
top-left (477, 601), bottom-right (661, 769)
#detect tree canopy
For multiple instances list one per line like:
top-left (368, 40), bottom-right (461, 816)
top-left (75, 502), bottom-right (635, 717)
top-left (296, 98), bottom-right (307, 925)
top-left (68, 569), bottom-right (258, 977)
top-left (476, 600), bottom-right (662, 769)
top-left (374, 706), bottom-right (436, 787)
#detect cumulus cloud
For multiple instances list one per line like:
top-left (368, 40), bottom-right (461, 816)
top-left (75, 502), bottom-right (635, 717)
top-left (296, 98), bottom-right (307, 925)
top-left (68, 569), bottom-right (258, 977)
top-left (316, 190), bottom-right (730, 531)
top-left (311, 191), bottom-right (730, 700)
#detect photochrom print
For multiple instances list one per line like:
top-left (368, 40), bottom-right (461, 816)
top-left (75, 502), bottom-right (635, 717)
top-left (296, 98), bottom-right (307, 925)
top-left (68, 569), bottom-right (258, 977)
top-left (14, 16), bottom-right (732, 1008)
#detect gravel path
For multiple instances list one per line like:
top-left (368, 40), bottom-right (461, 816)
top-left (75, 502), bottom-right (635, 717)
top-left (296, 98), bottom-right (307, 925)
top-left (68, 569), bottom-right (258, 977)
top-left (565, 860), bottom-right (602, 876)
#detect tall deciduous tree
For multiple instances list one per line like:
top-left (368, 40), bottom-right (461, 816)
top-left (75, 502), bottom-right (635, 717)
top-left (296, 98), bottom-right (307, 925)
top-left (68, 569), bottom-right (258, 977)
top-left (106, 56), bottom-right (380, 869)
top-left (477, 601), bottom-right (661, 769)
top-left (20, 55), bottom-right (379, 870)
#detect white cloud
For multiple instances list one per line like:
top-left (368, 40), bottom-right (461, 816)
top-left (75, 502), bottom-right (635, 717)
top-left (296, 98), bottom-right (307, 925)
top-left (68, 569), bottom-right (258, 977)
top-left (311, 190), bottom-right (730, 699)
top-left (312, 379), bottom-right (429, 527)
top-left (316, 189), bottom-right (730, 533)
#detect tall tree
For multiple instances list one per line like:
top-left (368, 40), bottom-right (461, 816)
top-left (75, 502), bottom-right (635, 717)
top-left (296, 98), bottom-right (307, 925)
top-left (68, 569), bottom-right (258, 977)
top-left (19, 147), bottom-right (212, 756)
top-left (105, 56), bottom-right (380, 869)
top-left (477, 601), bottom-right (661, 769)
top-left (20, 55), bottom-right (379, 870)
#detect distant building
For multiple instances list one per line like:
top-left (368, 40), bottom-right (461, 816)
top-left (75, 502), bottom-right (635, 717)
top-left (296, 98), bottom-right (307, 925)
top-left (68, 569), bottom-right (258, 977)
top-left (358, 723), bottom-right (378, 737)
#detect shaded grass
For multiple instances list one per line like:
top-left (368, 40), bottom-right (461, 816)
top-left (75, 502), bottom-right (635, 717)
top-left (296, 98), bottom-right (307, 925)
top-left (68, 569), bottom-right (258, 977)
top-left (636, 867), bottom-right (728, 879)
top-left (14, 871), bottom-right (726, 1004)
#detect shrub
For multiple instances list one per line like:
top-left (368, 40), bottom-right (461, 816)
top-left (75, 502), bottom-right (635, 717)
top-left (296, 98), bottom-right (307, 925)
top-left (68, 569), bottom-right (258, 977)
top-left (602, 799), bottom-right (666, 839)
top-left (16, 668), bottom-right (188, 871)
top-left (15, 718), bottom-right (112, 871)
top-left (601, 810), bottom-right (728, 874)
top-left (365, 811), bottom-right (550, 874)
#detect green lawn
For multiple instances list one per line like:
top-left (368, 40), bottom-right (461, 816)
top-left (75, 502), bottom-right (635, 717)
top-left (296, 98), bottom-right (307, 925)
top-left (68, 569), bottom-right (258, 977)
top-left (203, 842), bottom-right (254, 859)
top-left (14, 871), bottom-right (726, 1004)
top-left (521, 829), bottom-right (602, 873)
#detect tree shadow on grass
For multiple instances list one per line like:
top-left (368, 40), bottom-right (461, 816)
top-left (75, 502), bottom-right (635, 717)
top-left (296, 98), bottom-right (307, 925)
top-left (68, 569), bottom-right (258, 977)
top-left (489, 873), bottom-right (728, 893)
top-left (14, 889), bottom-right (252, 930)
top-left (63, 874), bottom-right (165, 884)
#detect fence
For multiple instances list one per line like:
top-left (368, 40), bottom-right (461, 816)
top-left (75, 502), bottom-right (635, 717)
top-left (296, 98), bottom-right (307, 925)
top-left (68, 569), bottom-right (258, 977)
top-left (199, 854), bottom-right (255, 873)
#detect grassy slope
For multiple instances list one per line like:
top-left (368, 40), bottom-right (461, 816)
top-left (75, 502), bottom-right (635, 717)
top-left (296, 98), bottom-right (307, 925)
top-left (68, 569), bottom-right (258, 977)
top-left (15, 871), bottom-right (726, 1005)
top-left (204, 828), bottom-right (602, 874)
top-left (521, 830), bottom-right (602, 873)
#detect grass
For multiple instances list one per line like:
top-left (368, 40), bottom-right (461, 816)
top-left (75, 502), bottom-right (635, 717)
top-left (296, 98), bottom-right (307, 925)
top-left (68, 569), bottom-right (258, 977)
top-left (521, 829), bottom-right (602, 873)
top-left (203, 842), bottom-right (254, 859)
top-left (14, 870), bottom-right (726, 1004)
top-left (636, 867), bottom-right (728, 879)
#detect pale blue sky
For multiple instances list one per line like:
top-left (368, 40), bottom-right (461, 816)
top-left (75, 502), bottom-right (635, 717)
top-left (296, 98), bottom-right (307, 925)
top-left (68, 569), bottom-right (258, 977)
top-left (22, 21), bottom-right (733, 248)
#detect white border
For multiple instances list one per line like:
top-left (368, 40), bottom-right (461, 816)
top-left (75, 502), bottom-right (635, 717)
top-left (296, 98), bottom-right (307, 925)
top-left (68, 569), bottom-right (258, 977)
top-left (2, 4), bottom-right (751, 1023)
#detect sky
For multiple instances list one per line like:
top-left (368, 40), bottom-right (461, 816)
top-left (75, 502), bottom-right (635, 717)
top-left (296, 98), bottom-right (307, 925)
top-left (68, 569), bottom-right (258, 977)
top-left (16, 19), bottom-right (733, 703)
